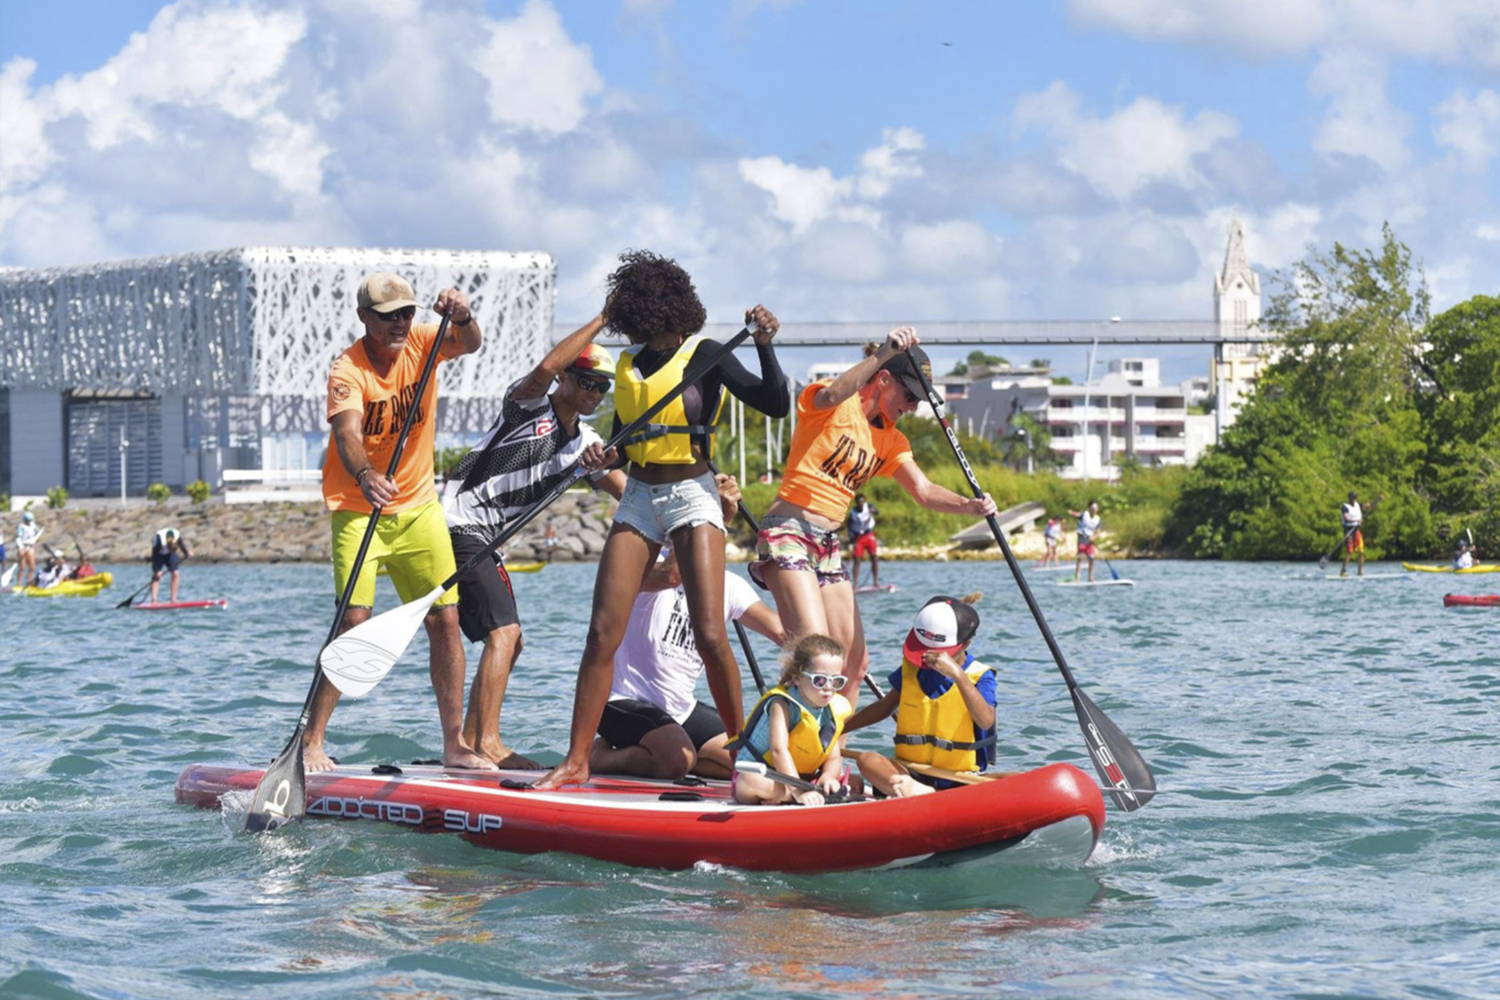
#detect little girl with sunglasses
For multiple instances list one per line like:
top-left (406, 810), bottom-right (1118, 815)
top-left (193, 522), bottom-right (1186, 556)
top-left (730, 634), bottom-right (852, 806)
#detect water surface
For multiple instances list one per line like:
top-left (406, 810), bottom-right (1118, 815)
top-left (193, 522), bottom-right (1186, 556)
top-left (2, 560), bottom-right (1497, 998)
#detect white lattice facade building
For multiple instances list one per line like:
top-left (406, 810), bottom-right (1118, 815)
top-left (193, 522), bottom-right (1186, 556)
top-left (0, 246), bottom-right (554, 498)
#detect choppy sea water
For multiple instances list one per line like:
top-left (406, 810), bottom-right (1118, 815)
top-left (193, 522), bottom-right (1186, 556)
top-left (2, 558), bottom-right (1498, 999)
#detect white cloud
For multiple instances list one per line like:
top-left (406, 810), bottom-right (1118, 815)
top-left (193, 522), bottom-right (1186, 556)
top-left (0, 59), bottom-right (52, 190)
top-left (1308, 49), bottom-right (1410, 171)
top-left (1068, 0), bottom-right (1500, 69)
top-left (737, 128), bottom-right (923, 234)
top-left (1434, 88), bottom-right (1500, 171)
top-left (469, 0), bottom-right (604, 134)
top-left (1013, 82), bottom-right (1238, 202)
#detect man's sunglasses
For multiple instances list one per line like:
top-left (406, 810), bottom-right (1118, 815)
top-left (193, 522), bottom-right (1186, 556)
top-left (571, 372), bottom-right (611, 393)
top-left (806, 672), bottom-right (848, 691)
top-left (372, 306), bottom-right (417, 322)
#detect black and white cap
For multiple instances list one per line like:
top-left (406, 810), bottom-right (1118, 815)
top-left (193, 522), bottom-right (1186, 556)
top-left (902, 596), bottom-right (979, 662)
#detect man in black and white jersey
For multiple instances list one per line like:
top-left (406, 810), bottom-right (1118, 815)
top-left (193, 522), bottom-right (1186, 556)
top-left (441, 315), bottom-right (628, 767)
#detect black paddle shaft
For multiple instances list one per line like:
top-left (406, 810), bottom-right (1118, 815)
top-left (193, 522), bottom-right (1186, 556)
top-left (246, 313), bottom-right (452, 832)
top-left (906, 358), bottom-right (1155, 811)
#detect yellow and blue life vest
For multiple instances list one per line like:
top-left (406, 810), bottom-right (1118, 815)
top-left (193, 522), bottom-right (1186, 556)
top-left (893, 656), bottom-right (996, 772)
top-left (614, 334), bottom-right (725, 465)
top-left (730, 685), bottom-right (852, 778)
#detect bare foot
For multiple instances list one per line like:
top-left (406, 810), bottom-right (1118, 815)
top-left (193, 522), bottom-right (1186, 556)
top-left (534, 757), bottom-right (590, 789)
top-left (443, 748), bottom-right (497, 770)
top-left (303, 741), bottom-right (337, 774)
top-left (476, 738), bottom-right (539, 770)
top-left (890, 775), bottom-right (935, 798)
top-left (494, 750), bottom-right (541, 769)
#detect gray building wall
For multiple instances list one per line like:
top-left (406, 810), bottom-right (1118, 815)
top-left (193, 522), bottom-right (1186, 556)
top-left (7, 390), bottom-right (65, 495)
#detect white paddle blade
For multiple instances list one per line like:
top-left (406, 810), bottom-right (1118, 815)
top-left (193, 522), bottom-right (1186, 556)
top-left (1, 563), bottom-right (15, 588)
top-left (318, 585), bottom-right (445, 698)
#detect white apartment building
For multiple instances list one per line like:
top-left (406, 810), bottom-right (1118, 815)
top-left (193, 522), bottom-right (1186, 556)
top-left (947, 358), bottom-right (1215, 479)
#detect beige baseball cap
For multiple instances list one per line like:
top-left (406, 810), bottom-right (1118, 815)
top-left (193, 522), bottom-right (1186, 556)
top-left (357, 273), bottom-right (418, 314)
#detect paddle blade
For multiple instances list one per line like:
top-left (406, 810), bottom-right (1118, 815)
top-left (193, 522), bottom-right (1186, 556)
top-left (1, 563), bottom-right (15, 589)
top-left (244, 741), bottom-right (306, 832)
top-left (1070, 684), bottom-right (1156, 811)
top-left (318, 585), bottom-right (445, 697)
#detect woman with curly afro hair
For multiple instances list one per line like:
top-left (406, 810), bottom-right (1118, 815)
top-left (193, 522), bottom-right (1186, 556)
top-left (538, 250), bottom-right (789, 789)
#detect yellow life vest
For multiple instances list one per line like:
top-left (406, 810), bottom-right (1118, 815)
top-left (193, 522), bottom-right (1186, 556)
top-left (893, 657), bottom-right (996, 772)
top-left (732, 685), bottom-right (852, 778)
top-left (614, 334), bottom-right (725, 465)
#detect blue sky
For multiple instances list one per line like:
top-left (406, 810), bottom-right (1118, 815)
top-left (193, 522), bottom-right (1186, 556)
top-left (3, 1), bottom-right (1497, 383)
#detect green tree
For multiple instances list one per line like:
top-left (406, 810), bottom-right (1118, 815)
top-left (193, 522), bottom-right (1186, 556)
top-left (1415, 294), bottom-right (1500, 545)
top-left (1168, 224), bottom-right (1436, 559)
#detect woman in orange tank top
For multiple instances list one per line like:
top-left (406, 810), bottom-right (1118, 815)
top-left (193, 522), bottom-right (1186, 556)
top-left (752, 328), bottom-right (997, 693)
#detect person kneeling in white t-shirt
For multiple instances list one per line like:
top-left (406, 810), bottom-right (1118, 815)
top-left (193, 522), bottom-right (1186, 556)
top-left (594, 546), bottom-right (786, 780)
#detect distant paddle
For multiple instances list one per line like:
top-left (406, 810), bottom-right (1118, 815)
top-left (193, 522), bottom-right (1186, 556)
top-left (115, 578), bottom-right (153, 609)
top-left (317, 324), bottom-right (759, 699)
top-left (907, 356), bottom-right (1155, 811)
top-left (1100, 555), bottom-right (1122, 581)
top-left (1319, 524), bottom-right (1358, 571)
top-left (244, 313), bottom-right (453, 833)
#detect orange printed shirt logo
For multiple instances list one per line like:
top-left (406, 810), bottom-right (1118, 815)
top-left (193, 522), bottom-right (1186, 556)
top-left (775, 381), bottom-right (912, 522)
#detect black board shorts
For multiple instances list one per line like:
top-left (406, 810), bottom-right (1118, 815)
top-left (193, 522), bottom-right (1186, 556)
top-left (598, 698), bottom-right (725, 751)
top-left (450, 531), bottom-right (519, 643)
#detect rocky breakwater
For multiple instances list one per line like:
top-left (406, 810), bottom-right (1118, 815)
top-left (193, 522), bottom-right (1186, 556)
top-left (19, 490), bottom-right (619, 564)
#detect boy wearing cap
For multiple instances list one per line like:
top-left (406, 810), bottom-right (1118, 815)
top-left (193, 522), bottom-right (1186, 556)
top-left (845, 594), bottom-right (998, 797)
top-left (440, 314), bottom-right (629, 768)
top-left (305, 273), bottom-right (485, 773)
top-left (751, 328), bottom-right (997, 692)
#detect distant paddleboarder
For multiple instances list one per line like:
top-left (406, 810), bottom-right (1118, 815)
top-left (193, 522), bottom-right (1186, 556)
top-left (1454, 538), bottom-right (1477, 570)
top-left (1338, 491), bottom-right (1382, 577)
top-left (149, 528), bottom-right (191, 603)
top-left (15, 511), bottom-right (42, 587)
top-left (846, 493), bottom-right (882, 589)
top-left (1069, 501), bottom-right (1102, 582)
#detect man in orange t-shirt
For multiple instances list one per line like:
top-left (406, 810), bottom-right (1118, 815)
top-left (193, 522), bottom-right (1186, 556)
top-left (751, 328), bottom-right (997, 691)
top-left (303, 271), bottom-right (490, 774)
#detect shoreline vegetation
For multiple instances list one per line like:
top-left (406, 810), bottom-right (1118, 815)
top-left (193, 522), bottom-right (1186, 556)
top-left (6, 234), bottom-right (1493, 565)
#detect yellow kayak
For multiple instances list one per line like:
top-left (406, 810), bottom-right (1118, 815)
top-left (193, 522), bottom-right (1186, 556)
top-left (1402, 562), bottom-right (1500, 574)
top-left (13, 571), bottom-right (115, 597)
top-left (503, 561), bottom-right (545, 574)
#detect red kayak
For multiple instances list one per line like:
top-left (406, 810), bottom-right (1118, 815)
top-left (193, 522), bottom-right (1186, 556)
top-left (1443, 593), bottom-right (1500, 607)
top-left (175, 760), bottom-right (1105, 871)
top-left (133, 598), bottom-right (229, 611)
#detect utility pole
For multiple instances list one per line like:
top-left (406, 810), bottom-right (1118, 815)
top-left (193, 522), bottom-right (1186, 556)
top-left (118, 427), bottom-right (129, 507)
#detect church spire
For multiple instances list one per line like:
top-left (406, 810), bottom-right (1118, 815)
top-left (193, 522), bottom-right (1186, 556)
top-left (1216, 218), bottom-right (1259, 296)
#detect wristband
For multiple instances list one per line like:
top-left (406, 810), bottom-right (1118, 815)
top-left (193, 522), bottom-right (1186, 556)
top-left (355, 467), bottom-right (374, 485)
top-left (455, 314), bottom-right (473, 327)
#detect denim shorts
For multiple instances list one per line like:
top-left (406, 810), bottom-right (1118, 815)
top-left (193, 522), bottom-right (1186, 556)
top-left (613, 471), bottom-right (725, 544)
top-left (749, 513), bottom-right (847, 588)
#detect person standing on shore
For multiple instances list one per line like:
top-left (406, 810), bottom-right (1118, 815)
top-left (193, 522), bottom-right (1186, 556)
top-left (750, 328), bottom-right (996, 693)
top-left (847, 494), bottom-right (882, 589)
top-left (304, 272), bottom-right (488, 774)
top-left (440, 315), bottom-right (627, 768)
top-left (1070, 501), bottom-right (1101, 582)
top-left (536, 250), bottom-right (789, 790)
top-left (148, 528), bottom-right (192, 602)
top-left (15, 511), bottom-right (42, 587)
